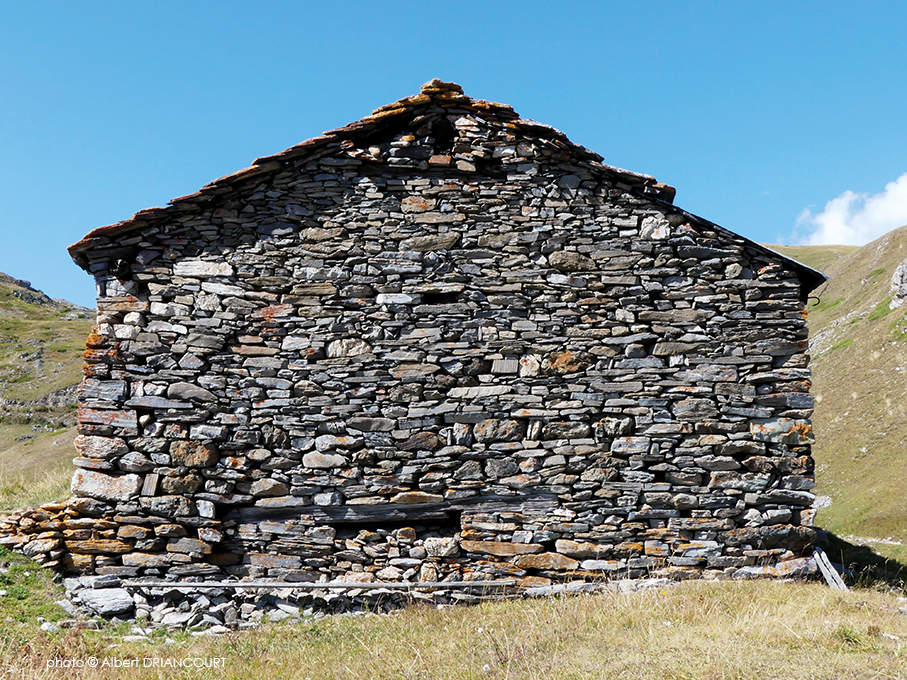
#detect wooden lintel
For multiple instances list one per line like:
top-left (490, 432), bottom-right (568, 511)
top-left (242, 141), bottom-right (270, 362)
top-left (225, 494), bottom-right (560, 525)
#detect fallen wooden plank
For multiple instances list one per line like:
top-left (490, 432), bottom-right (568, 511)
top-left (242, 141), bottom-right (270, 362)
top-left (813, 547), bottom-right (848, 591)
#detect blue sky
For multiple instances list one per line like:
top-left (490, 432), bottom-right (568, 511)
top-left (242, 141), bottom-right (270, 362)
top-left (2, 2), bottom-right (906, 308)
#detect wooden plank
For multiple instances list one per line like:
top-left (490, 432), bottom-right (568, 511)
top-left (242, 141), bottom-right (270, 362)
top-left (813, 547), bottom-right (848, 591)
top-left (227, 493), bottom-right (560, 524)
top-left (449, 494), bottom-right (560, 513)
top-left (122, 579), bottom-right (517, 591)
top-left (230, 503), bottom-right (451, 524)
top-left (140, 473), bottom-right (159, 497)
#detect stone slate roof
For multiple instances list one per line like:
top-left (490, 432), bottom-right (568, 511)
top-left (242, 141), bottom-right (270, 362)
top-left (67, 79), bottom-right (826, 294)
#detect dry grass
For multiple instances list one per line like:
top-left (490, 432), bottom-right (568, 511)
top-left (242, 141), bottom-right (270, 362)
top-left (0, 426), bottom-right (75, 512)
top-left (1, 580), bottom-right (905, 679)
top-left (0, 272), bottom-right (88, 514)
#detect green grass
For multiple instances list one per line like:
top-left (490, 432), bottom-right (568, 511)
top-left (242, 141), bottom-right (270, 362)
top-left (829, 338), bottom-right (853, 351)
top-left (811, 296), bottom-right (843, 312)
top-left (890, 313), bottom-right (907, 341)
top-left (0, 546), bottom-right (72, 647)
top-left (865, 295), bottom-right (894, 322)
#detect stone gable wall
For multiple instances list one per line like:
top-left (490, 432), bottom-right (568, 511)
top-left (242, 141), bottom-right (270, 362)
top-left (1, 106), bottom-right (817, 586)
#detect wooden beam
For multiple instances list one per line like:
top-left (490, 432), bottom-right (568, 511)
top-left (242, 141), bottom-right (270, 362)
top-left (226, 493), bottom-right (560, 524)
top-left (122, 579), bottom-right (518, 591)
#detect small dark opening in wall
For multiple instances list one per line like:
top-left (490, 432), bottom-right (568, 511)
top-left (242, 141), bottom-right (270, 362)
top-left (430, 118), bottom-right (455, 154)
top-left (112, 258), bottom-right (131, 280)
top-left (421, 291), bottom-right (460, 305)
top-left (333, 513), bottom-right (461, 535)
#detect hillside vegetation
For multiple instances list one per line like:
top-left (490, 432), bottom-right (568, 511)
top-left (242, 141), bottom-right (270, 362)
top-left (774, 227), bottom-right (907, 553)
top-left (0, 274), bottom-right (92, 511)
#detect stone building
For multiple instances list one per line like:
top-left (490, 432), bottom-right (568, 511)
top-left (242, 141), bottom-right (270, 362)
top-left (4, 80), bottom-right (825, 587)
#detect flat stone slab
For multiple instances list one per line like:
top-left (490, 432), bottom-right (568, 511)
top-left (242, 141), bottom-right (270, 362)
top-left (78, 587), bottom-right (134, 616)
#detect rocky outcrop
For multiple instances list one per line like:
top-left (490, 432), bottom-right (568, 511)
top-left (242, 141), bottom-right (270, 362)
top-left (890, 257), bottom-right (907, 309)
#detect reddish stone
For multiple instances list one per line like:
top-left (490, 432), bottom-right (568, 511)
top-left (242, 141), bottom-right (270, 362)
top-left (77, 408), bottom-right (137, 430)
top-left (398, 432), bottom-right (442, 451)
top-left (71, 469), bottom-right (141, 502)
top-left (390, 491), bottom-right (443, 505)
top-left (169, 441), bottom-right (219, 467)
top-left (474, 419), bottom-right (526, 443)
top-left (543, 350), bottom-right (592, 375)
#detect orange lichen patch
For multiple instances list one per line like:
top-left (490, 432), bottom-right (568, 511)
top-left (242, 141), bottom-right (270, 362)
top-left (470, 99), bottom-right (517, 118)
top-left (613, 542), bottom-right (645, 556)
top-left (750, 418), bottom-right (815, 446)
top-left (400, 196), bottom-right (436, 213)
top-left (372, 93), bottom-right (432, 114)
top-left (513, 552), bottom-right (579, 571)
top-left (169, 441), bottom-right (219, 467)
top-left (82, 348), bottom-right (122, 363)
top-left (85, 333), bottom-right (106, 348)
top-left (791, 421), bottom-right (814, 440)
top-left (64, 539), bottom-right (133, 554)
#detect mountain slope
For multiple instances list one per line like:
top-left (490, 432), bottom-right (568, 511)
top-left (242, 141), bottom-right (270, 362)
top-left (0, 274), bottom-right (93, 510)
top-left (774, 227), bottom-right (907, 547)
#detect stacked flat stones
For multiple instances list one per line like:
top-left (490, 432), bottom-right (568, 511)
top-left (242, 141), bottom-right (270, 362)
top-left (1, 80), bottom-right (822, 594)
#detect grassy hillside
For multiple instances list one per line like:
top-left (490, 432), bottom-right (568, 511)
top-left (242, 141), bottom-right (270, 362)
top-left (0, 273), bottom-right (91, 402)
top-left (0, 273), bottom-right (92, 512)
top-left (774, 227), bottom-right (907, 549)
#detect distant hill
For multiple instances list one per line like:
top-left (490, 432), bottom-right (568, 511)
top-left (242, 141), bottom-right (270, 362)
top-left (773, 227), bottom-right (907, 553)
top-left (0, 273), bottom-right (93, 510)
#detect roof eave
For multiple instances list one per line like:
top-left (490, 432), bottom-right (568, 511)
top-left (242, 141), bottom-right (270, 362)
top-left (650, 198), bottom-right (828, 296)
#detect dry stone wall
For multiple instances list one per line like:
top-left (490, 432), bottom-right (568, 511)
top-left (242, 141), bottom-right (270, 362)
top-left (1, 81), bottom-right (823, 591)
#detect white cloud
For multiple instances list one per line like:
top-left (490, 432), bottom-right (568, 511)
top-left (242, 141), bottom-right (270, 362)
top-left (796, 172), bottom-right (907, 246)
